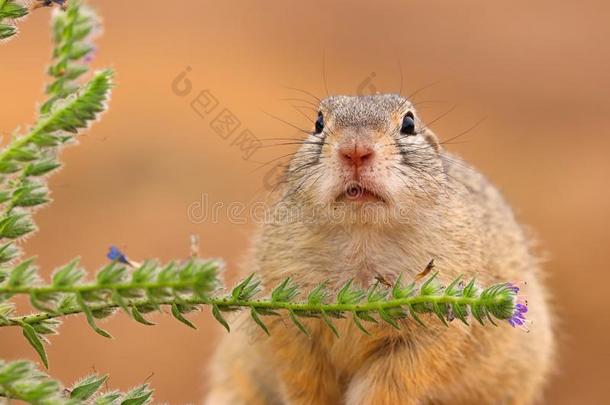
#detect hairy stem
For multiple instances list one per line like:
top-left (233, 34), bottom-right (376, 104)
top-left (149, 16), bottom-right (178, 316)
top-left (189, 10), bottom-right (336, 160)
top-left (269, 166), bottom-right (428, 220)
top-left (0, 84), bottom-right (94, 164)
top-left (0, 289), bottom-right (504, 328)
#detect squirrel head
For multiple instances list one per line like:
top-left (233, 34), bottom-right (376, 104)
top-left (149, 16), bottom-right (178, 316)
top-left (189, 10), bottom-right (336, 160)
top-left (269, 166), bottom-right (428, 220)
top-left (278, 94), bottom-right (447, 226)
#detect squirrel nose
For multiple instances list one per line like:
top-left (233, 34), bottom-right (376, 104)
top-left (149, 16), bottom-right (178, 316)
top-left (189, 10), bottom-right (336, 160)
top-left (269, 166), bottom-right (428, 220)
top-left (338, 143), bottom-right (375, 167)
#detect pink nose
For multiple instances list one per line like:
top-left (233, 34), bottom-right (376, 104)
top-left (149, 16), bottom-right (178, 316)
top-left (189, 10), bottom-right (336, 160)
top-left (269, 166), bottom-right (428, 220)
top-left (338, 143), bottom-right (375, 167)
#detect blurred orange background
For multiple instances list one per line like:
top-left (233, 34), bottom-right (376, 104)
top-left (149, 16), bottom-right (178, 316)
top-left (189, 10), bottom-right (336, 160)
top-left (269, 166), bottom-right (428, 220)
top-left (1, 0), bottom-right (609, 403)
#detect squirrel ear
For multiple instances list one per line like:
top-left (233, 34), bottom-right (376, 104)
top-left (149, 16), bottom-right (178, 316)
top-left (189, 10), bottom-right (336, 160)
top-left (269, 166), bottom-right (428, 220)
top-left (422, 129), bottom-right (441, 153)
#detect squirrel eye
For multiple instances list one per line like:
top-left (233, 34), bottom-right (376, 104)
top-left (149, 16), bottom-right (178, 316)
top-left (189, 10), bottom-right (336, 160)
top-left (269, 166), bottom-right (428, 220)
top-left (400, 112), bottom-right (416, 135)
top-left (314, 111), bottom-right (324, 134)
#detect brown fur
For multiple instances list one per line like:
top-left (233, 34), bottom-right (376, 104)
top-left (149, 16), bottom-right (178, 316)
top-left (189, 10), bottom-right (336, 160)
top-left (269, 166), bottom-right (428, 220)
top-left (206, 95), bottom-right (554, 405)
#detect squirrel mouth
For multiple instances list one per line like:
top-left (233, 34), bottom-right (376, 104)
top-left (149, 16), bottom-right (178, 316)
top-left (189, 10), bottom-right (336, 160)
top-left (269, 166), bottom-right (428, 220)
top-left (337, 182), bottom-right (386, 203)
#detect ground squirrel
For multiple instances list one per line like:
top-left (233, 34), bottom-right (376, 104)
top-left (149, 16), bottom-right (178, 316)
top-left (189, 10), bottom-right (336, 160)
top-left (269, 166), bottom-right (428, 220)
top-left (206, 94), bottom-right (555, 405)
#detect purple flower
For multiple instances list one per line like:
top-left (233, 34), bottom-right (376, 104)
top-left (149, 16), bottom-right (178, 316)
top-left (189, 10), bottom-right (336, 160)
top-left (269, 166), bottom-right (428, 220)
top-left (508, 303), bottom-right (527, 326)
top-left (505, 282), bottom-right (530, 330)
top-left (107, 246), bottom-right (129, 265)
top-left (84, 47), bottom-right (97, 64)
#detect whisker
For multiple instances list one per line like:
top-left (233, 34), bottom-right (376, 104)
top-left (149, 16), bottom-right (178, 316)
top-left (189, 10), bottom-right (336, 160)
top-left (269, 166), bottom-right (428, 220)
top-left (411, 100), bottom-right (448, 107)
top-left (279, 97), bottom-right (319, 108)
top-left (280, 85), bottom-right (322, 103)
top-left (249, 151), bottom-right (312, 173)
top-left (256, 141), bottom-right (324, 149)
top-left (263, 110), bottom-right (311, 135)
top-left (290, 103), bottom-right (318, 125)
top-left (407, 80), bottom-right (442, 101)
top-left (257, 137), bottom-right (305, 142)
top-left (322, 51), bottom-right (330, 97)
top-left (397, 58), bottom-right (404, 96)
top-left (439, 116), bottom-right (487, 146)
top-left (416, 105), bottom-right (457, 134)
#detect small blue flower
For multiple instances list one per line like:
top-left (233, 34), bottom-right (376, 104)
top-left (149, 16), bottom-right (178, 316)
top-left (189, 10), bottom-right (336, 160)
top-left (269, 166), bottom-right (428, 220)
top-left (36, 0), bottom-right (67, 8)
top-left (107, 246), bottom-right (129, 265)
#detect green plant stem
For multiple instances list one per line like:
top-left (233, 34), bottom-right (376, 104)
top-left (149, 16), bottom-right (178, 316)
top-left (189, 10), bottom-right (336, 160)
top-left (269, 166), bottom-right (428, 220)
top-left (0, 96), bottom-right (78, 165)
top-left (0, 279), bottom-right (196, 296)
top-left (0, 67), bottom-right (109, 170)
top-left (0, 286), bottom-right (506, 328)
top-left (0, 381), bottom-right (26, 402)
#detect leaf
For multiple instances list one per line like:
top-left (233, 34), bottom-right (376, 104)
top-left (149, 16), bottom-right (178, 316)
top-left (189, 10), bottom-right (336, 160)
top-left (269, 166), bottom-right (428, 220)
top-left (451, 302), bottom-right (469, 325)
top-left (367, 281), bottom-right (388, 302)
top-left (352, 314), bottom-right (371, 335)
top-left (7, 147), bottom-right (37, 162)
top-left (76, 293), bottom-right (112, 338)
top-left (131, 261), bottom-right (159, 284)
top-left (0, 1), bottom-right (28, 19)
top-left (271, 277), bottom-right (299, 302)
top-left (212, 304), bottom-right (230, 332)
top-left (444, 275), bottom-right (464, 296)
top-left (111, 290), bottom-right (130, 315)
top-left (288, 309), bottom-right (309, 336)
top-left (171, 303), bottom-right (196, 329)
top-left (0, 302), bottom-right (15, 321)
top-left (120, 384), bottom-right (153, 405)
top-left (96, 262), bottom-right (127, 285)
top-left (131, 306), bottom-right (155, 326)
top-left (321, 310), bottom-right (339, 337)
top-left (24, 159), bottom-right (61, 177)
top-left (378, 307), bottom-right (401, 330)
top-left (250, 307), bottom-right (269, 336)
top-left (462, 279), bottom-right (478, 298)
top-left (484, 283), bottom-right (515, 320)
top-left (156, 262), bottom-right (176, 283)
top-left (0, 24), bottom-right (17, 40)
top-left (0, 160), bottom-right (20, 174)
top-left (0, 242), bottom-right (19, 264)
top-left (355, 310), bottom-right (378, 324)
top-left (21, 323), bottom-right (49, 368)
top-left (255, 308), bottom-right (281, 316)
top-left (30, 319), bottom-right (60, 335)
top-left (432, 302), bottom-right (449, 326)
top-left (0, 360), bottom-right (32, 383)
top-left (30, 291), bottom-right (58, 313)
top-left (470, 302), bottom-right (486, 326)
top-left (407, 303), bottom-right (426, 327)
top-left (337, 279), bottom-right (365, 305)
top-left (71, 375), bottom-right (108, 400)
top-left (52, 258), bottom-right (83, 287)
top-left (95, 391), bottom-right (122, 405)
top-left (392, 274), bottom-right (416, 299)
top-left (34, 69), bottom-right (113, 135)
top-left (0, 213), bottom-right (35, 239)
top-left (8, 258), bottom-right (37, 287)
top-left (231, 273), bottom-right (254, 300)
top-left (69, 44), bottom-right (94, 60)
top-left (486, 311), bottom-right (499, 327)
top-left (419, 271), bottom-right (440, 295)
top-left (307, 281), bottom-right (328, 305)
